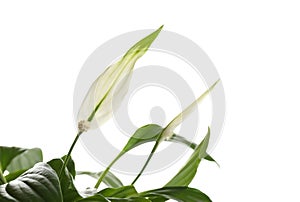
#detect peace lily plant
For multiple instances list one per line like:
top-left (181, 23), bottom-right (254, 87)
top-left (0, 26), bottom-right (220, 202)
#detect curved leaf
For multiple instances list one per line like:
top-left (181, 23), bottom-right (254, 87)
top-left (0, 163), bottom-right (63, 202)
top-left (132, 80), bottom-right (219, 184)
top-left (109, 197), bottom-right (151, 202)
top-left (0, 147), bottom-right (25, 172)
top-left (48, 158), bottom-right (81, 202)
top-left (0, 146), bottom-right (43, 184)
top-left (79, 186), bottom-right (148, 202)
top-left (76, 194), bottom-right (109, 202)
top-left (6, 148), bottom-right (43, 175)
top-left (122, 124), bottom-right (163, 152)
top-left (141, 186), bottom-right (212, 202)
top-left (165, 128), bottom-right (210, 187)
top-left (99, 185), bottom-right (138, 198)
top-left (95, 124), bottom-right (201, 188)
top-left (77, 171), bottom-right (123, 188)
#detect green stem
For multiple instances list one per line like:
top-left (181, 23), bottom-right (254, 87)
top-left (0, 166), bottom-right (7, 184)
top-left (59, 131), bottom-right (83, 178)
top-left (94, 152), bottom-right (124, 189)
top-left (131, 139), bottom-right (161, 185)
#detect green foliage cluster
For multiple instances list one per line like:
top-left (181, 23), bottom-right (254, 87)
top-left (0, 26), bottom-right (219, 201)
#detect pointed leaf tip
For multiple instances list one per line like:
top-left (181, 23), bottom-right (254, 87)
top-left (161, 79), bottom-right (220, 140)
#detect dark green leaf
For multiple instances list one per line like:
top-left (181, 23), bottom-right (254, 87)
top-left (48, 158), bottom-right (81, 202)
top-left (76, 194), bottom-right (109, 202)
top-left (77, 171), bottom-right (123, 188)
top-left (141, 186), bottom-right (212, 202)
top-left (109, 197), bottom-right (151, 202)
top-left (62, 155), bottom-right (76, 179)
top-left (79, 186), bottom-right (148, 202)
top-left (165, 128), bottom-right (210, 187)
top-left (0, 163), bottom-right (63, 202)
top-left (170, 135), bottom-right (218, 166)
top-left (148, 196), bottom-right (167, 202)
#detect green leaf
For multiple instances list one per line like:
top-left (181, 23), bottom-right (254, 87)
top-left (165, 128), bottom-right (210, 187)
top-left (109, 197), bottom-right (152, 202)
top-left (170, 135), bottom-right (219, 166)
top-left (148, 197), bottom-right (167, 202)
top-left (76, 194), bottom-right (109, 202)
top-left (0, 147), bottom-right (25, 172)
top-left (77, 171), bottom-right (123, 188)
top-left (48, 158), bottom-right (81, 202)
top-left (4, 169), bottom-right (27, 182)
top-left (62, 155), bottom-right (76, 179)
top-left (0, 146), bottom-right (43, 184)
top-left (141, 186), bottom-right (212, 202)
top-left (79, 186), bottom-right (149, 202)
top-left (6, 148), bottom-right (43, 174)
top-left (99, 185), bottom-right (138, 198)
top-left (0, 163), bottom-right (63, 202)
top-left (94, 124), bottom-right (201, 188)
top-left (122, 124), bottom-right (163, 152)
top-left (132, 80), bottom-right (219, 184)
top-left (78, 26), bottom-right (163, 129)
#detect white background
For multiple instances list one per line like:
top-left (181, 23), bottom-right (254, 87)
top-left (1, 1), bottom-right (300, 201)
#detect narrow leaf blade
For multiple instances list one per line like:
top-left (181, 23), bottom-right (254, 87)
top-left (141, 186), bottom-right (212, 202)
top-left (165, 128), bottom-right (210, 187)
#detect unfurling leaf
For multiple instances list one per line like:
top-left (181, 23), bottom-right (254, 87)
top-left (77, 26), bottom-right (163, 130)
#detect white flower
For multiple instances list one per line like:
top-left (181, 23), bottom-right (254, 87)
top-left (161, 80), bottom-right (220, 141)
top-left (77, 26), bottom-right (163, 130)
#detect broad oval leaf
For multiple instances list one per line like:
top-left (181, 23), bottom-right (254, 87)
top-left (141, 186), bottom-right (212, 202)
top-left (77, 26), bottom-right (163, 129)
top-left (0, 163), bottom-right (63, 202)
top-left (165, 128), bottom-right (210, 187)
